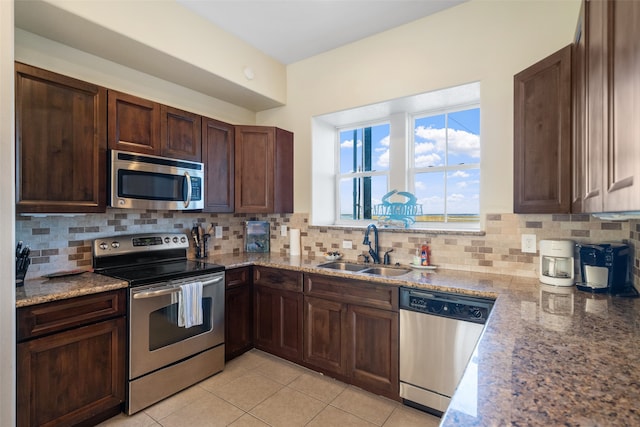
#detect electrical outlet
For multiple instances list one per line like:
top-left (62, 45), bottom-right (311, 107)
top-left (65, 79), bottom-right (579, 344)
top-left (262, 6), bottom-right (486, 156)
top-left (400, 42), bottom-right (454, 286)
top-left (215, 226), bottom-right (223, 238)
top-left (342, 240), bottom-right (353, 249)
top-left (280, 225), bottom-right (288, 237)
top-left (521, 234), bottom-right (537, 253)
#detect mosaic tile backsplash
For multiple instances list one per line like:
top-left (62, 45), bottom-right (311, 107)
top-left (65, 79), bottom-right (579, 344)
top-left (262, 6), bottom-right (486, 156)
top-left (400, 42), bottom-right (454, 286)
top-left (15, 210), bottom-right (640, 289)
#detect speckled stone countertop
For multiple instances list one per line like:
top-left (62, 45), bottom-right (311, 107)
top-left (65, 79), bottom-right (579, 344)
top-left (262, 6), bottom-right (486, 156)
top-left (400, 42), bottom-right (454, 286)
top-left (15, 272), bottom-right (128, 308)
top-left (15, 253), bottom-right (640, 425)
top-left (212, 253), bottom-right (640, 426)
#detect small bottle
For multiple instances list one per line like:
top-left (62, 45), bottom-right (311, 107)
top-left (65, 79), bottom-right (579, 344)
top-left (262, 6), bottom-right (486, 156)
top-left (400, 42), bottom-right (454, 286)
top-left (413, 249), bottom-right (421, 266)
top-left (421, 244), bottom-right (428, 266)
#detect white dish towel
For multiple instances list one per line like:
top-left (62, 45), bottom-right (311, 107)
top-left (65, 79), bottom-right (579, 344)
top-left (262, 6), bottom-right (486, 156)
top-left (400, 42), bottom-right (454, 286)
top-left (178, 281), bottom-right (203, 328)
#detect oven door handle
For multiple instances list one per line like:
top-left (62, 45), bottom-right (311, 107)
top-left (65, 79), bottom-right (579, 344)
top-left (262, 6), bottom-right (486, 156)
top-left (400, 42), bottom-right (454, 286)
top-left (132, 276), bottom-right (223, 299)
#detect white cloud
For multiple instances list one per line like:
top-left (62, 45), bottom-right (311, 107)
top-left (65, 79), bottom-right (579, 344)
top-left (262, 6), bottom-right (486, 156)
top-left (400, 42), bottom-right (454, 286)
top-left (376, 149), bottom-right (390, 168)
top-left (415, 153), bottom-right (442, 167)
top-left (341, 139), bottom-right (362, 149)
top-left (379, 135), bottom-right (390, 147)
top-left (414, 126), bottom-right (480, 159)
top-left (447, 193), bottom-right (465, 202)
top-left (449, 170), bottom-right (470, 178)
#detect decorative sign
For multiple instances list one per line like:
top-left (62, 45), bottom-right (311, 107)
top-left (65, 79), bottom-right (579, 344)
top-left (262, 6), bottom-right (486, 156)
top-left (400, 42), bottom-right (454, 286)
top-left (374, 190), bottom-right (423, 228)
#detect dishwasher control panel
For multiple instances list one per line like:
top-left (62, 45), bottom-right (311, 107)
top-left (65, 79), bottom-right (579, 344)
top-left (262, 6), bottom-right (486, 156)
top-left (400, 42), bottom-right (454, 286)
top-left (400, 288), bottom-right (494, 324)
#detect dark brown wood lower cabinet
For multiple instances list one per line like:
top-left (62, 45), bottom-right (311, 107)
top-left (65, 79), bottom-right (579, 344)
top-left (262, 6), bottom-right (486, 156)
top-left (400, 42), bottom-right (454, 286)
top-left (302, 273), bottom-right (400, 400)
top-left (347, 305), bottom-right (399, 398)
top-left (225, 267), bottom-right (253, 361)
top-left (254, 285), bottom-right (303, 363)
top-left (303, 296), bottom-right (348, 376)
top-left (17, 317), bottom-right (125, 427)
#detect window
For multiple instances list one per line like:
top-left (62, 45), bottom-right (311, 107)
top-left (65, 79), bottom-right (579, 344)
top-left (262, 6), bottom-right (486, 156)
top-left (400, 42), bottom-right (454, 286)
top-left (313, 82), bottom-right (481, 230)
top-left (338, 123), bottom-right (389, 221)
top-left (411, 107), bottom-right (480, 225)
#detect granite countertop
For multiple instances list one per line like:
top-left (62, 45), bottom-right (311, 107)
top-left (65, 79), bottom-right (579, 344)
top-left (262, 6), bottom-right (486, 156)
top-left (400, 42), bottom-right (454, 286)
top-left (15, 271), bottom-right (128, 308)
top-left (15, 253), bottom-right (640, 425)
top-left (213, 253), bottom-right (640, 426)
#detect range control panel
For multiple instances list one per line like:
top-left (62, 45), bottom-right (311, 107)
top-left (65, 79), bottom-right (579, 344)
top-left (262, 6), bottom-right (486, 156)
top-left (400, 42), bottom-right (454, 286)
top-left (93, 233), bottom-right (189, 257)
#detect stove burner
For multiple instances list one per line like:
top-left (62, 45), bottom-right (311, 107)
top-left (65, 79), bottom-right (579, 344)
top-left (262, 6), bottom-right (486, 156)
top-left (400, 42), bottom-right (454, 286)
top-left (93, 232), bottom-right (224, 286)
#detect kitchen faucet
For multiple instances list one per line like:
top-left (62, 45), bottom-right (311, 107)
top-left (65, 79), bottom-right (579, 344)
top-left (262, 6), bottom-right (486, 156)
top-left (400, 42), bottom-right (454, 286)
top-left (363, 223), bottom-right (380, 264)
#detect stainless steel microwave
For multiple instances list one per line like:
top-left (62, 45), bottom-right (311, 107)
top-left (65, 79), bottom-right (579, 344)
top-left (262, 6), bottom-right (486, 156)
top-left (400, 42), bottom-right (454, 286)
top-left (110, 150), bottom-right (204, 210)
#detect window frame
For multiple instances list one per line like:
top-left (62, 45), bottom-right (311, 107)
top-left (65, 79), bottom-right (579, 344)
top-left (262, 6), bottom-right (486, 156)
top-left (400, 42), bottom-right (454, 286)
top-left (408, 104), bottom-right (481, 229)
top-left (334, 120), bottom-right (391, 226)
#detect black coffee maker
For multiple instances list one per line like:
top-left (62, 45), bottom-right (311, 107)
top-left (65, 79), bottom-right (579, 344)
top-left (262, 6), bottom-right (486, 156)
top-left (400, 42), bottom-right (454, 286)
top-left (577, 243), bottom-right (635, 296)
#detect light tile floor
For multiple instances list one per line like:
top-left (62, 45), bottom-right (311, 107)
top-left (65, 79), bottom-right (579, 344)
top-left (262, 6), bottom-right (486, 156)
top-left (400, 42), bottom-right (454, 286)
top-left (98, 349), bottom-right (441, 427)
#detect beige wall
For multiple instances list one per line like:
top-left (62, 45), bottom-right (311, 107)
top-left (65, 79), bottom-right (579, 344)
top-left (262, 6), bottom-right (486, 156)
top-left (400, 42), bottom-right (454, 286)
top-left (15, 29), bottom-right (257, 126)
top-left (1, 0), bottom-right (15, 424)
top-left (256, 0), bottom-right (582, 215)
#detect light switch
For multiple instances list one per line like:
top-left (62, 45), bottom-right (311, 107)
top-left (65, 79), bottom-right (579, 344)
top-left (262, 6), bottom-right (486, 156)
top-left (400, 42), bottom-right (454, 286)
top-left (215, 226), bottom-right (223, 238)
top-left (280, 225), bottom-right (288, 236)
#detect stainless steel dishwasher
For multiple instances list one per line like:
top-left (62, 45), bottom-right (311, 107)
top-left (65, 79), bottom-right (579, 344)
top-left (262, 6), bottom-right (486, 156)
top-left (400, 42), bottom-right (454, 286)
top-left (399, 287), bottom-right (494, 416)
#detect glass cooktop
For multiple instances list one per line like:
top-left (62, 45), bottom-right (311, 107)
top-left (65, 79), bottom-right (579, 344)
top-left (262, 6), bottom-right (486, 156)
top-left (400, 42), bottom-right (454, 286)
top-left (98, 260), bottom-right (224, 286)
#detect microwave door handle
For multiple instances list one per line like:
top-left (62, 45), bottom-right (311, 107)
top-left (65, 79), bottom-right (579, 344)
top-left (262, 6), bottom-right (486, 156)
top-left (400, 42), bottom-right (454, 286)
top-left (132, 276), bottom-right (223, 299)
top-left (184, 171), bottom-right (192, 208)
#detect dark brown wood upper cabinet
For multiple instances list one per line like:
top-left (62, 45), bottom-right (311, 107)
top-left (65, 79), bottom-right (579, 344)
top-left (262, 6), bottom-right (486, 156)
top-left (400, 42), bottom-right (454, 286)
top-left (576, 0), bottom-right (640, 213)
top-left (107, 90), bottom-right (161, 155)
top-left (513, 45), bottom-right (572, 214)
top-left (15, 62), bottom-right (107, 213)
top-left (599, 0), bottom-right (640, 211)
top-left (572, 2), bottom-right (586, 214)
top-left (202, 117), bottom-right (235, 212)
top-left (235, 126), bottom-right (293, 213)
top-left (160, 105), bottom-right (202, 162)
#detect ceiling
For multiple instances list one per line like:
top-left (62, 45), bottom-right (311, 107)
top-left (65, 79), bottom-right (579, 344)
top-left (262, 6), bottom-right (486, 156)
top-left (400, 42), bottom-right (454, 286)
top-left (14, 0), bottom-right (467, 111)
top-left (177, 0), bottom-right (467, 64)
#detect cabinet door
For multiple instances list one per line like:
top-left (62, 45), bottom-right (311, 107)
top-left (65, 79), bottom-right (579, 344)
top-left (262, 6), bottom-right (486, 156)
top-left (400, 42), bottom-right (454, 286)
top-left (347, 305), bottom-right (399, 399)
top-left (254, 285), bottom-right (277, 353)
top-left (583, 0), bottom-right (607, 212)
top-left (225, 268), bottom-right (253, 360)
top-left (277, 289), bottom-right (304, 362)
top-left (17, 317), bottom-right (125, 427)
top-left (108, 90), bottom-right (160, 155)
top-left (303, 296), bottom-right (348, 375)
top-left (605, 0), bottom-right (640, 210)
top-left (254, 285), bottom-right (303, 362)
top-left (15, 63), bottom-right (107, 213)
top-left (203, 117), bottom-right (235, 212)
top-left (513, 45), bottom-right (572, 213)
top-left (235, 126), bottom-right (275, 213)
top-left (160, 105), bottom-right (202, 161)
top-left (235, 126), bottom-right (293, 213)
top-left (572, 2), bottom-right (586, 213)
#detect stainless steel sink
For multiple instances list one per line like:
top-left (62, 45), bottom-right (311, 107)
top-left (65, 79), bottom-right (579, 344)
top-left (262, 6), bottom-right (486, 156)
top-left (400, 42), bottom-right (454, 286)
top-left (360, 266), bottom-right (411, 277)
top-left (317, 261), bottom-right (367, 272)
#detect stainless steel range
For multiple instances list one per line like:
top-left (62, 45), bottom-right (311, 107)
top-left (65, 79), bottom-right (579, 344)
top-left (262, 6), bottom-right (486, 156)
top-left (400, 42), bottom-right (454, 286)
top-left (93, 233), bottom-right (225, 415)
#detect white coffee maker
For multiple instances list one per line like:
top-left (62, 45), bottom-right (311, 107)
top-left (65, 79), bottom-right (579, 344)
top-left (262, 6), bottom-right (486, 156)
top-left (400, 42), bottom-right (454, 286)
top-left (539, 239), bottom-right (575, 286)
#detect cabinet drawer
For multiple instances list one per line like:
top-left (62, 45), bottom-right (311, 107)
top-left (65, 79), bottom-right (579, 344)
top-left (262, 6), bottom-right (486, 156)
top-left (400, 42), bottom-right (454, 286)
top-left (226, 267), bottom-right (251, 289)
top-left (304, 274), bottom-right (398, 311)
top-left (17, 289), bottom-right (127, 341)
top-left (253, 266), bottom-right (302, 292)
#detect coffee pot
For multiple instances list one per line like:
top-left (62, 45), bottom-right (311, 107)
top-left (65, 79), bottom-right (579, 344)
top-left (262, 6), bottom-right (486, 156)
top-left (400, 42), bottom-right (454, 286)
top-left (539, 239), bottom-right (575, 286)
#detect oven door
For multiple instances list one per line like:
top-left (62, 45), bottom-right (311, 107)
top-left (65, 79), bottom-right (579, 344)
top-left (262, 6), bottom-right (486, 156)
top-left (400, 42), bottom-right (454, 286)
top-left (129, 272), bottom-right (224, 380)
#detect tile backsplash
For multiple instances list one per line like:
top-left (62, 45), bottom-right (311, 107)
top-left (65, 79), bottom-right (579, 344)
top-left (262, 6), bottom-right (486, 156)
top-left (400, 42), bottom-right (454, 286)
top-left (16, 210), bottom-right (639, 289)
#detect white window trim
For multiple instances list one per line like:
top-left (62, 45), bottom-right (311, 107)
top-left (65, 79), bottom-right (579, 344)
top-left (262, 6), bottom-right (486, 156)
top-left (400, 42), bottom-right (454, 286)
top-left (311, 82), bottom-right (481, 231)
